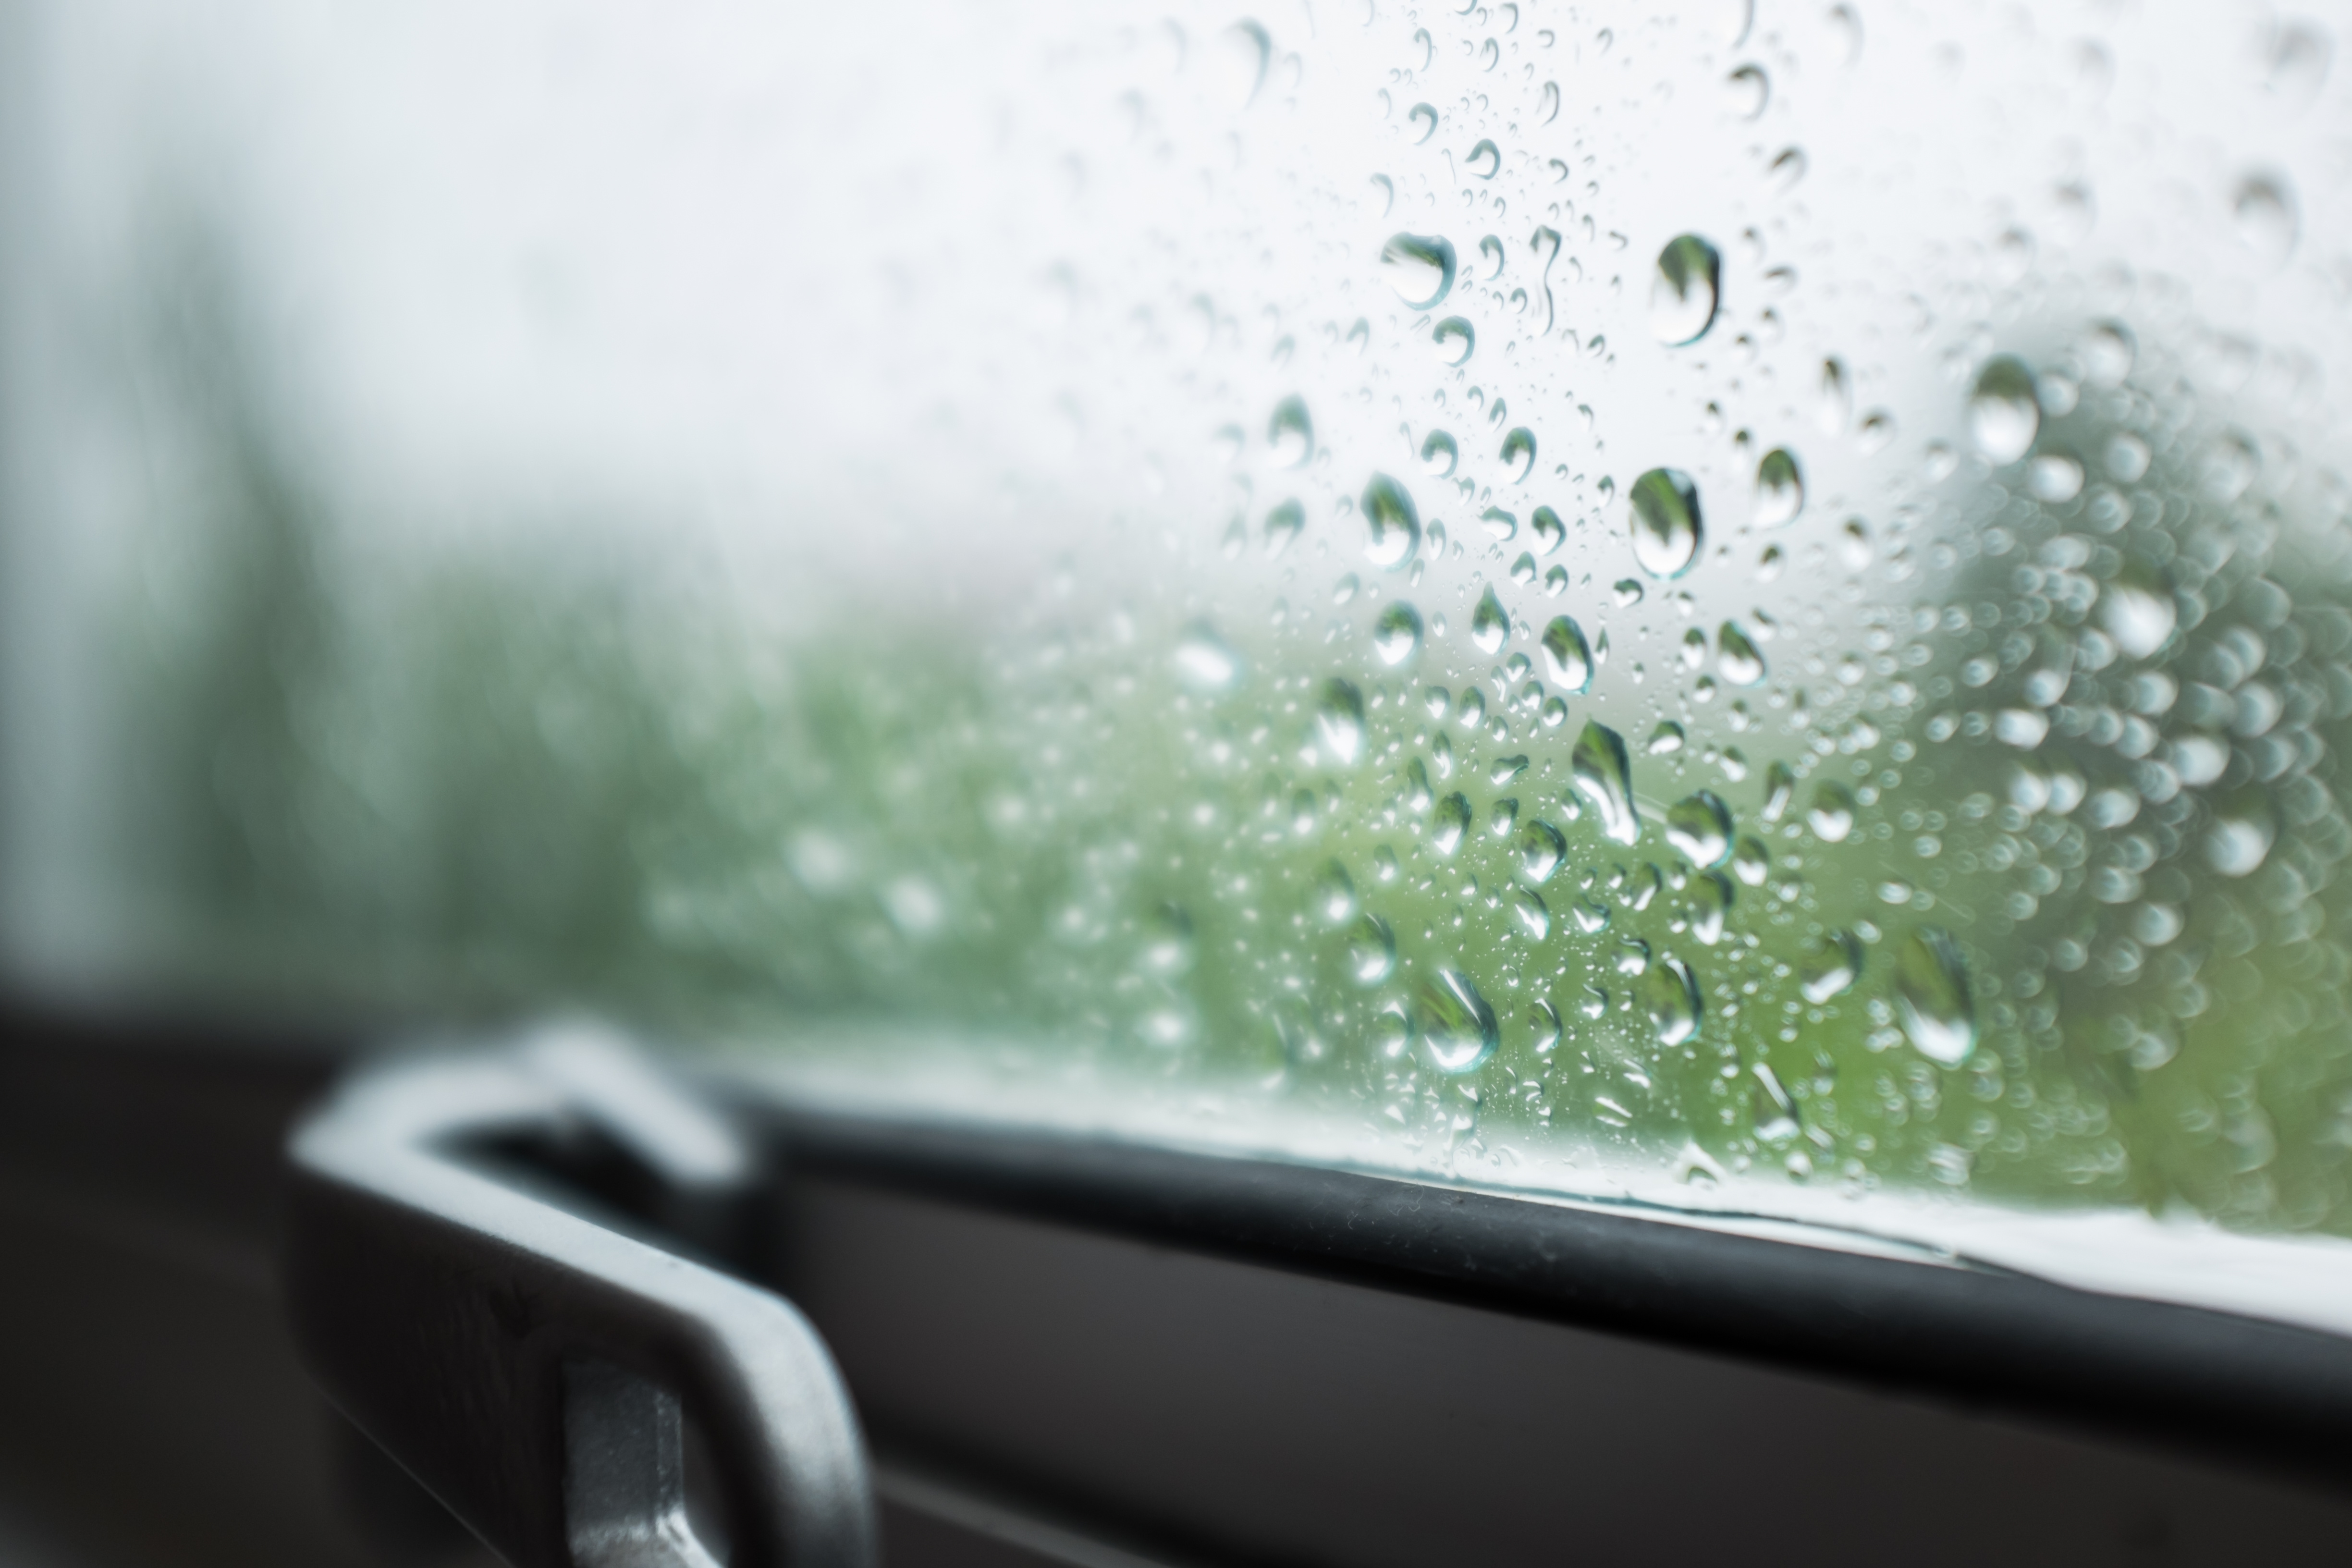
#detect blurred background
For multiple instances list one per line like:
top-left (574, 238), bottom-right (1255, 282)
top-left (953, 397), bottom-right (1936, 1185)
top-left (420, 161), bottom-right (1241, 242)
top-left (7, 0), bottom-right (2352, 1559)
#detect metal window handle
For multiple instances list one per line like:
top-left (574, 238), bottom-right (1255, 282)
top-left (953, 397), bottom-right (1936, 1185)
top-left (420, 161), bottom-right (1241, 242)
top-left (283, 1024), bottom-right (877, 1568)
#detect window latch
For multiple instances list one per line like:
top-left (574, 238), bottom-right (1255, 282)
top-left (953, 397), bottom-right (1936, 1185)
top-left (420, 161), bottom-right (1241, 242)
top-left (283, 1025), bottom-right (876, 1568)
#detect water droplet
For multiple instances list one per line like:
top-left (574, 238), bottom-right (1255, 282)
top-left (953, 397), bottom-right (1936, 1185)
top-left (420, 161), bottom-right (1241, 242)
top-left (1642, 956), bottom-right (1703, 1046)
top-left (1420, 429), bottom-right (1460, 477)
top-left (1382, 233), bottom-right (1458, 309)
top-left (1647, 722), bottom-right (1685, 757)
top-left (1362, 474), bottom-right (1422, 568)
top-left (1807, 782), bottom-right (1855, 843)
top-left (1478, 235), bottom-right (1506, 278)
top-left (1540, 615), bottom-right (1593, 693)
top-left (1531, 507), bottom-right (1567, 554)
top-left (1895, 928), bottom-right (1976, 1066)
top-left (1838, 519), bottom-right (1872, 571)
top-left (1205, 15), bottom-right (1274, 93)
top-left (1433, 792), bottom-right (1473, 856)
top-left (1500, 428), bottom-right (1537, 483)
top-left (1314, 859), bottom-right (1359, 925)
top-left (1140, 903), bottom-right (1196, 977)
top-left (1688, 871), bottom-right (1733, 944)
top-left (1317, 678), bottom-right (1367, 765)
top-left (1613, 578), bottom-right (1645, 608)
top-left (1760, 761), bottom-right (1795, 824)
top-left (1717, 621), bottom-right (1767, 686)
top-left (2233, 172), bottom-right (2299, 263)
top-left (1650, 235), bottom-right (1722, 345)
top-left (2081, 320), bottom-right (2134, 386)
top-left (2105, 433), bottom-right (2151, 484)
top-left (1752, 448), bottom-right (1804, 529)
top-left (1373, 601), bottom-right (1424, 665)
top-left (1480, 507), bottom-right (1518, 541)
top-left (1175, 622), bottom-right (1245, 693)
top-left (1968, 356), bottom-right (2040, 464)
top-left (1766, 146), bottom-right (1807, 192)
top-left (1528, 1000), bottom-right (1562, 1055)
top-left (1519, 819), bottom-right (1567, 883)
top-left (1725, 63), bottom-right (1769, 118)
top-left (1471, 586), bottom-right (1512, 653)
top-left (1818, 359), bottom-right (1850, 433)
top-left (1799, 929), bottom-right (1862, 1003)
top-left (1416, 969), bottom-right (1500, 1074)
top-left (1268, 396), bottom-right (1313, 467)
top-left (1407, 102), bottom-right (1439, 143)
top-left (1732, 835), bottom-right (1770, 885)
top-left (1994, 708), bottom-right (2049, 748)
top-left (1465, 138), bottom-right (1502, 179)
top-left (1579, 984), bottom-right (1608, 1019)
top-left (1629, 468), bottom-right (1703, 577)
top-left (1569, 897), bottom-right (1608, 934)
top-left (1665, 791), bottom-right (1734, 867)
top-left (1570, 721), bottom-right (1642, 846)
top-left (2027, 451), bottom-right (2084, 502)
top-left (1614, 935), bottom-right (1652, 976)
top-left (1258, 501), bottom-right (1304, 560)
top-left (2205, 788), bottom-right (2277, 877)
top-left (1510, 887), bottom-right (1551, 940)
top-left (1750, 1065), bottom-right (1798, 1143)
top-left (2101, 563), bottom-right (2175, 659)
top-left (1433, 317), bottom-right (1476, 366)
top-left (1347, 913), bottom-right (1398, 985)
top-left (1537, 79), bottom-right (1561, 123)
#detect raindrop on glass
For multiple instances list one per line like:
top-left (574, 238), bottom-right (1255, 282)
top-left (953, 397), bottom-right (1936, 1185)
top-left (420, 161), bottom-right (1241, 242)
top-left (1725, 63), bottom-right (1769, 118)
top-left (1317, 677), bottom-right (1367, 765)
top-left (1268, 396), bottom-right (1314, 467)
top-left (1420, 429), bottom-right (1460, 477)
top-left (1433, 792), bottom-right (1473, 856)
top-left (1895, 928), bottom-right (1976, 1066)
top-left (1416, 969), bottom-right (1500, 1074)
top-left (1717, 621), bottom-right (1766, 686)
top-left (1799, 929), bottom-right (1862, 1003)
top-left (1665, 791), bottom-right (1734, 868)
top-left (1807, 781), bottom-right (1855, 843)
top-left (1470, 586), bottom-right (1512, 654)
top-left (1175, 622), bottom-right (1244, 693)
top-left (2233, 173), bottom-right (2299, 263)
top-left (1314, 860), bottom-right (1359, 925)
top-left (1540, 615), bottom-right (1593, 693)
top-left (1650, 235), bottom-right (1722, 346)
top-left (1433, 317), bottom-right (1476, 367)
top-left (1570, 721), bottom-right (1642, 846)
top-left (1362, 474), bottom-right (1422, 568)
top-left (1373, 601), bottom-right (1425, 665)
top-left (2205, 788), bottom-right (2277, 878)
top-left (1510, 888), bottom-right (1551, 940)
top-left (1629, 468), bottom-right (1703, 577)
top-left (1753, 448), bottom-right (1804, 528)
top-left (1381, 233), bottom-right (1458, 309)
top-left (1968, 355), bottom-right (2040, 464)
top-left (2101, 564), bottom-right (2175, 659)
top-left (1519, 819), bottom-right (1567, 884)
top-left (1347, 913), bottom-right (1398, 985)
top-left (1500, 427), bottom-right (1537, 483)
top-left (1642, 956), bottom-right (1703, 1047)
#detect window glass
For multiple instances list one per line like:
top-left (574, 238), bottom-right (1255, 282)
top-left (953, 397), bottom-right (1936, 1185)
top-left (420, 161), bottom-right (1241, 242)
top-left (10, 0), bottom-right (2352, 1325)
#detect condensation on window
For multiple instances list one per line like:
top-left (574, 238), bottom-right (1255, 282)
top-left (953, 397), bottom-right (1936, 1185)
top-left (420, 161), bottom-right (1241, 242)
top-left (7, 1), bottom-right (2352, 1323)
